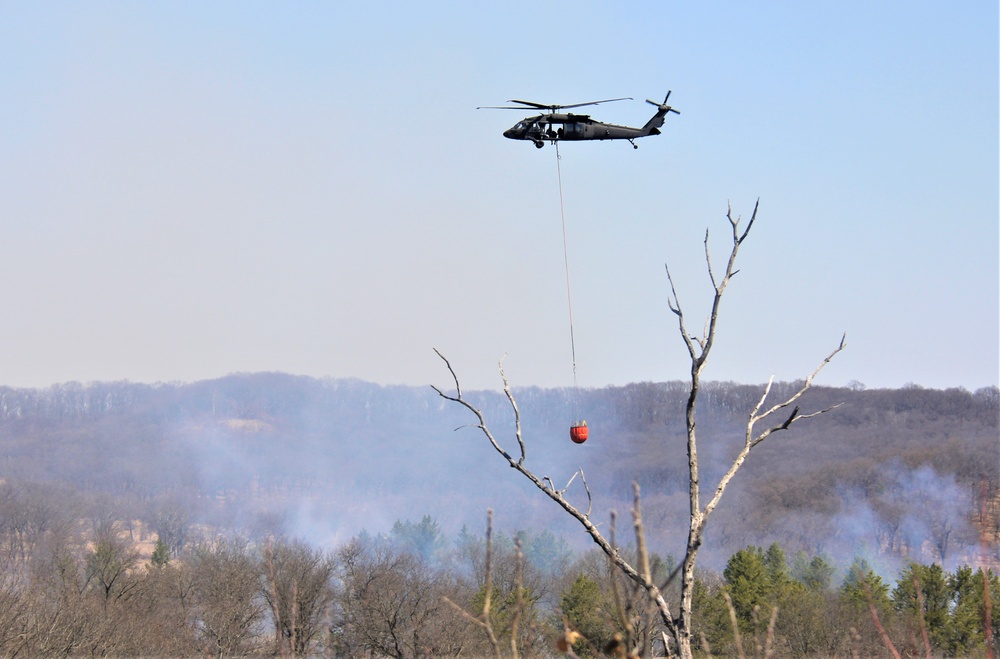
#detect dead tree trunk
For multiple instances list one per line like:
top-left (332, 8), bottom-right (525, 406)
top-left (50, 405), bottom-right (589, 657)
top-left (666, 201), bottom-right (845, 657)
top-left (434, 202), bottom-right (845, 658)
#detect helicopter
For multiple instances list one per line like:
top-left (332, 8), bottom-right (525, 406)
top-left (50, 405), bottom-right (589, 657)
top-left (478, 92), bottom-right (679, 149)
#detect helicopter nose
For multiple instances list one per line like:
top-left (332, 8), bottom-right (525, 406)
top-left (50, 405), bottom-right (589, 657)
top-left (503, 128), bottom-right (516, 139)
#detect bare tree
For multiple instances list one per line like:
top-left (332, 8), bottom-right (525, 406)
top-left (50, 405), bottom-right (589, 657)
top-left (149, 496), bottom-right (192, 558)
top-left (189, 539), bottom-right (266, 657)
top-left (336, 534), bottom-right (469, 657)
top-left (261, 537), bottom-right (336, 656)
top-left (84, 524), bottom-right (141, 607)
top-left (434, 202), bottom-right (845, 658)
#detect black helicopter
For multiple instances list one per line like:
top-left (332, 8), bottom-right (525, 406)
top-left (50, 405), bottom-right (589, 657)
top-left (478, 92), bottom-right (679, 149)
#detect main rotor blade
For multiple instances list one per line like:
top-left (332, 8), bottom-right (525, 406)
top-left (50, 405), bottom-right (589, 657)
top-left (557, 97), bottom-right (632, 110)
top-left (476, 105), bottom-right (541, 110)
top-left (506, 99), bottom-right (555, 109)
top-left (497, 97), bottom-right (633, 111)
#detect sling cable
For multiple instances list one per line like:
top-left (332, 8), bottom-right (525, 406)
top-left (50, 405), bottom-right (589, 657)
top-left (555, 141), bottom-right (588, 444)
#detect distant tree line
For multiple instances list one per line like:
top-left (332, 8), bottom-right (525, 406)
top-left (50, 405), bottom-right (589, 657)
top-left (0, 375), bottom-right (994, 567)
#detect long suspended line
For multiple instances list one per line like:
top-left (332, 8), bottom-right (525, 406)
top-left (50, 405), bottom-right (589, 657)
top-left (555, 141), bottom-right (578, 389)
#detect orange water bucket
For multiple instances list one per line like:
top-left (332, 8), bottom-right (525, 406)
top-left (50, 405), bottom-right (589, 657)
top-left (570, 423), bottom-right (589, 444)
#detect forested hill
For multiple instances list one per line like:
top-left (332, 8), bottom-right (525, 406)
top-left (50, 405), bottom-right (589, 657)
top-left (0, 374), bottom-right (996, 569)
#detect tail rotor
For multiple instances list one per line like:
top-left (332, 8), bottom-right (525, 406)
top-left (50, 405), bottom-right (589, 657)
top-left (646, 91), bottom-right (680, 115)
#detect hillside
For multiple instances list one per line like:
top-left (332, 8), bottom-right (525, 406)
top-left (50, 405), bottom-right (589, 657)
top-left (0, 374), bottom-right (996, 571)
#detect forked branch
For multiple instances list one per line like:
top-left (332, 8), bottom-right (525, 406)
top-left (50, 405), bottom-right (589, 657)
top-left (432, 349), bottom-right (521, 465)
top-left (666, 200), bottom-right (760, 369)
top-left (700, 334), bottom-right (847, 528)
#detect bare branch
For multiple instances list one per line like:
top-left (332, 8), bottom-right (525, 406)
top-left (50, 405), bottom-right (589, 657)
top-left (561, 471), bottom-right (579, 495)
top-left (632, 482), bottom-right (652, 588)
top-left (432, 347), bottom-right (462, 399)
top-left (664, 264), bottom-right (683, 317)
top-left (432, 351), bottom-right (518, 467)
top-left (608, 512), bottom-right (630, 633)
top-left (764, 606), bottom-right (779, 659)
top-left (780, 406), bottom-right (800, 430)
top-left (698, 335), bottom-right (847, 532)
top-left (722, 592), bottom-right (747, 659)
top-left (704, 229), bottom-right (717, 292)
top-left (749, 403), bottom-right (844, 449)
top-left (687, 203), bottom-right (754, 371)
top-left (731, 198), bottom-right (759, 245)
top-left (748, 377), bottom-right (776, 420)
top-left (747, 335), bottom-right (848, 448)
top-left (659, 561), bottom-right (685, 597)
top-left (751, 334), bottom-right (847, 425)
top-left (511, 537), bottom-right (524, 659)
top-left (482, 509), bottom-right (503, 659)
top-left (580, 469), bottom-right (594, 519)
top-left (498, 355), bottom-right (527, 464)
top-left (665, 264), bottom-right (697, 361)
top-left (443, 597), bottom-right (489, 630)
top-left (557, 621), bottom-right (587, 656)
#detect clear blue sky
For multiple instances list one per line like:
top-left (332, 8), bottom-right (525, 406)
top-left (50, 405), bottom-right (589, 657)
top-left (1, 2), bottom-right (996, 391)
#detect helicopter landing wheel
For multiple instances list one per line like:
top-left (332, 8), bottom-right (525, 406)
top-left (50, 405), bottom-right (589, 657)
top-left (534, 141), bottom-right (545, 149)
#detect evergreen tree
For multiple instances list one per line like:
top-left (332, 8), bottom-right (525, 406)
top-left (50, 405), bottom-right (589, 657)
top-left (763, 543), bottom-right (790, 592)
top-left (792, 551), bottom-right (834, 592)
top-left (948, 566), bottom-right (1000, 656)
top-left (559, 574), bottom-right (614, 657)
top-left (390, 515), bottom-right (448, 563)
top-left (691, 574), bottom-right (736, 656)
top-left (523, 529), bottom-right (572, 578)
top-left (840, 557), bottom-right (892, 611)
top-left (723, 546), bottom-right (769, 631)
top-left (150, 537), bottom-right (170, 568)
top-left (892, 562), bottom-right (951, 652)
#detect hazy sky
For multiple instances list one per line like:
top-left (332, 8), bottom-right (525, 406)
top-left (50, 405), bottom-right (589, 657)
top-left (2, 2), bottom-right (997, 392)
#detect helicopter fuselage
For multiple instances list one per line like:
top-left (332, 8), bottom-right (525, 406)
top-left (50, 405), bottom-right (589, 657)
top-left (483, 93), bottom-right (678, 149)
top-left (503, 113), bottom-right (656, 147)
